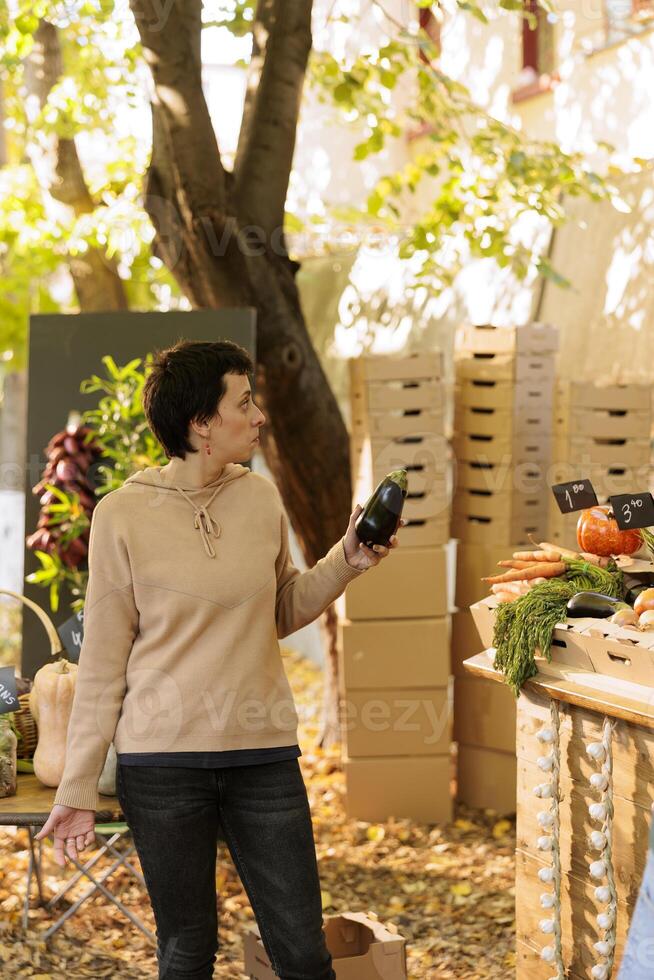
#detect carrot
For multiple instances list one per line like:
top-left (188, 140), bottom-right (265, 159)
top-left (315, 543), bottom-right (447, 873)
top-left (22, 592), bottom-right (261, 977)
top-left (497, 559), bottom-right (541, 569)
top-left (491, 581), bottom-right (532, 595)
top-left (494, 591), bottom-right (519, 603)
top-left (510, 550), bottom-right (562, 562)
top-left (482, 561), bottom-right (566, 584)
top-left (530, 535), bottom-right (579, 559)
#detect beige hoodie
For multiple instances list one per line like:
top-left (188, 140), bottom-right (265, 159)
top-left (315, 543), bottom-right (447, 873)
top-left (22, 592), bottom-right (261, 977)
top-left (53, 459), bottom-right (367, 811)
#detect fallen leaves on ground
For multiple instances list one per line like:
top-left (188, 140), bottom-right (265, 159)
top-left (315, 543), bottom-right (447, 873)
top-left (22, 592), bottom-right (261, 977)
top-left (0, 649), bottom-right (516, 978)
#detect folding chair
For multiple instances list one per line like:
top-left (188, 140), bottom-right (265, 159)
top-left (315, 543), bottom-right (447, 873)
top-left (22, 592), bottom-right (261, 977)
top-left (40, 818), bottom-right (156, 944)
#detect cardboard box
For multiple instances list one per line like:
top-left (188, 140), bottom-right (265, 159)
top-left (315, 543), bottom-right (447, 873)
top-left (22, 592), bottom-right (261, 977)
top-left (455, 459), bottom-right (546, 496)
top-left (396, 513), bottom-right (451, 548)
top-left (553, 435), bottom-right (651, 469)
top-left (341, 686), bottom-right (451, 757)
top-left (352, 376), bottom-right (445, 413)
top-left (557, 380), bottom-right (653, 413)
top-left (455, 352), bottom-right (556, 385)
top-left (451, 610), bottom-right (486, 676)
top-left (456, 744), bottom-right (516, 813)
top-left (454, 404), bottom-right (551, 438)
top-left (343, 754), bottom-right (453, 823)
top-left (457, 378), bottom-right (554, 414)
top-left (453, 675), bottom-right (516, 753)
top-left (455, 544), bottom-right (521, 608)
top-left (452, 429), bottom-right (551, 466)
top-left (451, 511), bottom-right (548, 548)
top-left (457, 322), bottom-right (559, 356)
top-left (339, 617), bottom-right (450, 691)
top-left (344, 545), bottom-right (448, 620)
top-left (349, 351), bottom-right (443, 384)
top-left (352, 406), bottom-right (444, 439)
top-left (554, 408), bottom-right (651, 440)
top-left (244, 912), bottom-right (408, 980)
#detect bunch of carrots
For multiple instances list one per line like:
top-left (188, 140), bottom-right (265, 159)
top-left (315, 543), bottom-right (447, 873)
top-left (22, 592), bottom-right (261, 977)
top-left (482, 539), bottom-right (610, 603)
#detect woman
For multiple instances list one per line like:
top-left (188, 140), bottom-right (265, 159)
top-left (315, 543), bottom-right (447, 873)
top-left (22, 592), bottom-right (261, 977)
top-left (36, 339), bottom-right (402, 980)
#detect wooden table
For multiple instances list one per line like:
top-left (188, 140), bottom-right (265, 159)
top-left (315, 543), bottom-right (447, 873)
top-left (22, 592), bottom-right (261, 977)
top-left (464, 651), bottom-right (654, 979)
top-left (0, 772), bottom-right (151, 939)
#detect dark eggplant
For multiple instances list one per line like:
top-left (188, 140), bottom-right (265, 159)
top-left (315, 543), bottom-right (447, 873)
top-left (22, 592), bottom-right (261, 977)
top-left (355, 469), bottom-right (408, 548)
top-left (566, 591), bottom-right (629, 619)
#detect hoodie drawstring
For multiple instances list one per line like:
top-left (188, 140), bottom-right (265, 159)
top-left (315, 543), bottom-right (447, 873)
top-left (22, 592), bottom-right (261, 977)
top-left (174, 483), bottom-right (225, 558)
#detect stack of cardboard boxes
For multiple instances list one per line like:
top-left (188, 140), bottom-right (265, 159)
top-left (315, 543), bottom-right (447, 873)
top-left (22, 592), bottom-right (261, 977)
top-left (450, 323), bottom-right (559, 812)
top-left (337, 351), bottom-right (452, 823)
top-left (548, 381), bottom-right (654, 549)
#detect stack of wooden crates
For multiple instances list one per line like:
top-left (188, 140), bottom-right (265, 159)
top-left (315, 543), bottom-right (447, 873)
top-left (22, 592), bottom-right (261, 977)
top-left (337, 351), bottom-right (452, 823)
top-left (451, 323), bottom-right (559, 812)
top-left (548, 380), bottom-right (654, 549)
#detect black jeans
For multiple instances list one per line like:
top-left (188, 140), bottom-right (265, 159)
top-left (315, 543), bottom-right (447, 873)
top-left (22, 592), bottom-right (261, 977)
top-left (116, 758), bottom-right (336, 980)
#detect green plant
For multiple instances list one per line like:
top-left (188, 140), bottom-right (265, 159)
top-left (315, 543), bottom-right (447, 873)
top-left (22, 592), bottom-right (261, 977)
top-left (25, 353), bottom-right (165, 613)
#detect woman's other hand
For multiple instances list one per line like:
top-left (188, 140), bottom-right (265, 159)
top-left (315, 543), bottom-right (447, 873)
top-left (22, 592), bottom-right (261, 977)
top-left (34, 804), bottom-right (96, 868)
top-left (343, 504), bottom-right (405, 570)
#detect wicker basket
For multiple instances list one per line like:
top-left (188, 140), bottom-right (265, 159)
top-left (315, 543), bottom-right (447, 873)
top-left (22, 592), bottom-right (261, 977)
top-left (0, 588), bottom-right (64, 759)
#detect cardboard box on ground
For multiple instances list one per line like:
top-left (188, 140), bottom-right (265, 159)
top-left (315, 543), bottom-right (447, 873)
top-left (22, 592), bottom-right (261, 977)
top-left (243, 911), bottom-right (407, 980)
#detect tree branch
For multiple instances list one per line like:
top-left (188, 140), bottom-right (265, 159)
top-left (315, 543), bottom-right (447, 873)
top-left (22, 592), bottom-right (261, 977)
top-left (234, 0), bottom-right (312, 238)
top-left (129, 0), bottom-right (227, 217)
top-left (25, 21), bottom-right (128, 311)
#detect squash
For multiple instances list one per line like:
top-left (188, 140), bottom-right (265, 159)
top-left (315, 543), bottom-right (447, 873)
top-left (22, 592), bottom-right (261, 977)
top-left (29, 659), bottom-right (78, 787)
top-left (576, 505), bottom-right (642, 558)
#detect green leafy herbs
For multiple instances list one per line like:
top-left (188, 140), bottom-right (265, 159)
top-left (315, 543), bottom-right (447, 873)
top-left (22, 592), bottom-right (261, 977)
top-left (492, 557), bottom-right (624, 696)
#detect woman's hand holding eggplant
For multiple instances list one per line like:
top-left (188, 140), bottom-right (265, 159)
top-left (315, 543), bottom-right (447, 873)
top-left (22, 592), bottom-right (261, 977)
top-left (343, 503), bottom-right (404, 570)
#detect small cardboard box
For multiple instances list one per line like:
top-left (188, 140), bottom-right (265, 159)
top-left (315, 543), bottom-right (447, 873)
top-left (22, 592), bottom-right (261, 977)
top-left (453, 675), bottom-right (517, 754)
top-left (352, 405), bottom-right (444, 439)
top-left (456, 744), bottom-right (516, 813)
top-left (452, 429), bottom-right (551, 467)
top-left (455, 459), bottom-right (546, 497)
top-left (454, 404), bottom-right (551, 438)
top-left (343, 754), bottom-right (453, 823)
top-left (457, 322), bottom-right (559, 356)
top-left (243, 911), bottom-right (408, 980)
top-left (451, 511), bottom-right (548, 548)
top-left (350, 351), bottom-right (443, 384)
top-left (557, 380), bottom-right (653, 413)
top-left (455, 351), bottom-right (556, 385)
top-left (554, 435), bottom-right (652, 469)
top-left (338, 617), bottom-right (450, 691)
top-left (580, 621), bottom-right (654, 688)
top-left (352, 376), bottom-right (445, 413)
top-left (341, 685), bottom-right (452, 757)
top-left (344, 545), bottom-right (448, 620)
top-left (457, 378), bottom-right (554, 413)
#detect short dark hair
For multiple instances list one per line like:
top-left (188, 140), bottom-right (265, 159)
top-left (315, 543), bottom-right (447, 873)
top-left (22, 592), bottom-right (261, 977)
top-left (142, 338), bottom-right (254, 459)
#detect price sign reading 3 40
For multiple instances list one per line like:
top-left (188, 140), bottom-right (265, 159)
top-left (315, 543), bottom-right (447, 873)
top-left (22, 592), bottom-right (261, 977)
top-left (609, 493), bottom-right (654, 531)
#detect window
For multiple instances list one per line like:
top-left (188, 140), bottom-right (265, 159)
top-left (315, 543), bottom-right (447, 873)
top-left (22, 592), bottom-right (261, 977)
top-left (522, 0), bottom-right (555, 77)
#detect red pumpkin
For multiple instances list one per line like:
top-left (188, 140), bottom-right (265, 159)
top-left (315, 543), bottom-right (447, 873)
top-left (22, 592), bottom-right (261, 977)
top-left (576, 505), bottom-right (642, 557)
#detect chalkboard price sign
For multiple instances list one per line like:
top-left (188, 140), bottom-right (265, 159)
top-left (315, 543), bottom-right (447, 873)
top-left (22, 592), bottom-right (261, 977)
top-left (609, 493), bottom-right (654, 531)
top-left (0, 666), bottom-right (19, 716)
top-left (57, 609), bottom-right (85, 664)
top-left (552, 479), bottom-right (598, 514)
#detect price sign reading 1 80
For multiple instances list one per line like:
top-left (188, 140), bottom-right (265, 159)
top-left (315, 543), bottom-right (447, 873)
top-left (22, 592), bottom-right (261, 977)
top-left (609, 492), bottom-right (654, 530)
top-left (552, 479), bottom-right (598, 515)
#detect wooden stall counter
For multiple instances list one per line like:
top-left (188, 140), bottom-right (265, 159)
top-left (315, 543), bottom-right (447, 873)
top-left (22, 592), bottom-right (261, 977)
top-left (463, 651), bottom-right (654, 979)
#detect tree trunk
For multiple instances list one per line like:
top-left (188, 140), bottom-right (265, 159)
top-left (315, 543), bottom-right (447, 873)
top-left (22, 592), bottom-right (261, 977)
top-left (130, 0), bottom-right (351, 745)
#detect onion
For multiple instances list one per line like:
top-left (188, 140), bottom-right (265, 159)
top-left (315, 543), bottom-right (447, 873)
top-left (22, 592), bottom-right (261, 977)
top-left (609, 607), bottom-right (640, 628)
top-left (639, 609), bottom-right (654, 631)
top-left (634, 588), bottom-right (654, 617)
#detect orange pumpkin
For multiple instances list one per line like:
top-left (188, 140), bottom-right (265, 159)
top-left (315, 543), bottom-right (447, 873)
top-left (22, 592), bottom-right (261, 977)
top-left (576, 505), bottom-right (642, 557)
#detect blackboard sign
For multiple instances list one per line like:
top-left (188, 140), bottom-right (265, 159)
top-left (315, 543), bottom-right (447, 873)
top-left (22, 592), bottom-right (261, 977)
top-left (0, 666), bottom-right (19, 716)
top-left (552, 479), bottom-right (598, 514)
top-left (609, 493), bottom-right (654, 531)
top-left (57, 609), bottom-right (85, 663)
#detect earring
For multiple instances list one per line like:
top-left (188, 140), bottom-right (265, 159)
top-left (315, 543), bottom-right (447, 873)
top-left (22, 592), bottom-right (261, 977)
top-left (205, 443), bottom-right (211, 456)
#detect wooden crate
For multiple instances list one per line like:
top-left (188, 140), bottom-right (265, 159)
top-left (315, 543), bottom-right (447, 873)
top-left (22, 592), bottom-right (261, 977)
top-left (455, 352), bottom-right (556, 385)
top-left (457, 322), bottom-right (559, 356)
top-left (557, 379), bottom-right (653, 413)
top-left (457, 378), bottom-right (554, 414)
top-left (454, 404), bottom-right (551, 438)
top-left (452, 429), bottom-right (551, 467)
top-left (349, 351), bottom-right (443, 384)
top-left (554, 407), bottom-right (652, 440)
